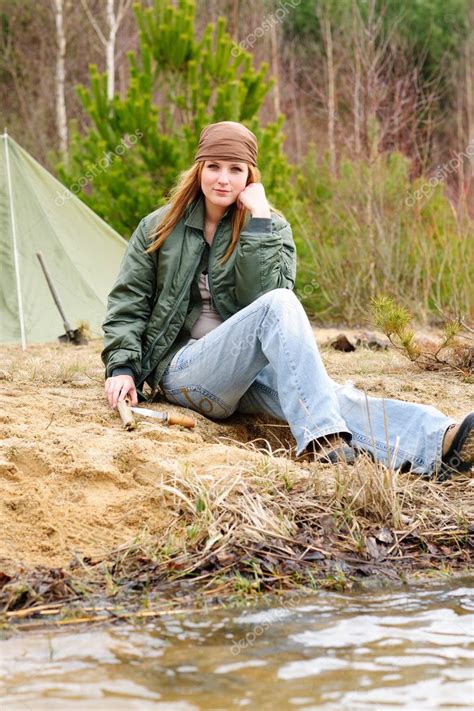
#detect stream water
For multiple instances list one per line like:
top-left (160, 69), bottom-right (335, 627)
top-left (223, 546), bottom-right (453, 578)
top-left (1, 580), bottom-right (473, 710)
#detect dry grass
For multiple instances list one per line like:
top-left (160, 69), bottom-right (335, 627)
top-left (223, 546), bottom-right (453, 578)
top-left (3, 441), bottom-right (471, 622)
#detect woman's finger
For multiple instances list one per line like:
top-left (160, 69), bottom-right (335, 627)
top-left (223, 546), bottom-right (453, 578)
top-left (110, 380), bottom-right (125, 408)
top-left (129, 386), bottom-right (138, 407)
top-left (113, 382), bottom-right (128, 408)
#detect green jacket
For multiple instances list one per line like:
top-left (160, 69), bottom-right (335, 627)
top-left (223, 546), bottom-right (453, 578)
top-left (102, 195), bottom-right (297, 397)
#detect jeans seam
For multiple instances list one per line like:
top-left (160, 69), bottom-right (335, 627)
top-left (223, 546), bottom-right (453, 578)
top-left (351, 432), bottom-right (425, 465)
top-left (251, 381), bottom-right (278, 399)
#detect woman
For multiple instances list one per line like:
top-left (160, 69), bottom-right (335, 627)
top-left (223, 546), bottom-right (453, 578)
top-left (103, 121), bottom-right (473, 479)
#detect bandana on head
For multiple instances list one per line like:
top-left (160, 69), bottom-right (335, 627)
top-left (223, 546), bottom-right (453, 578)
top-left (194, 121), bottom-right (258, 166)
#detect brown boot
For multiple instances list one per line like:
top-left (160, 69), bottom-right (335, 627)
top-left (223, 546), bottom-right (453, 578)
top-left (438, 413), bottom-right (474, 481)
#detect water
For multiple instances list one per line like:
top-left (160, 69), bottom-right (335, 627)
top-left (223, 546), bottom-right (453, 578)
top-left (1, 581), bottom-right (473, 710)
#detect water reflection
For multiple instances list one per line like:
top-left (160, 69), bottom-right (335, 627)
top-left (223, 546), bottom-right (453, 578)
top-left (1, 581), bottom-right (473, 709)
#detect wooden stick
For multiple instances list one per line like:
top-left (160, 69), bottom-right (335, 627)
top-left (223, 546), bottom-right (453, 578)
top-left (5, 601), bottom-right (76, 618)
top-left (167, 413), bottom-right (196, 428)
top-left (117, 395), bottom-right (136, 430)
top-left (13, 605), bottom-right (222, 630)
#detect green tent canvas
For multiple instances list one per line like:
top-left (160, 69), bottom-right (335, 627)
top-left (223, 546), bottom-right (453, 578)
top-left (0, 133), bottom-right (127, 345)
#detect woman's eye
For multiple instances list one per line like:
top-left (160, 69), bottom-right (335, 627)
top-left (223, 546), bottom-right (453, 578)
top-left (207, 164), bottom-right (242, 171)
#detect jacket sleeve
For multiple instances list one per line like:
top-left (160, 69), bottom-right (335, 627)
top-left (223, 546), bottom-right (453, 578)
top-left (101, 217), bottom-right (157, 379)
top-left (233, 214), bottom-right (297, 307)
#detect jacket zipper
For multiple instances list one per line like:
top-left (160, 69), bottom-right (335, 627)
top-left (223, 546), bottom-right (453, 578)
top-left (140, 244), bottom-right (205, 377)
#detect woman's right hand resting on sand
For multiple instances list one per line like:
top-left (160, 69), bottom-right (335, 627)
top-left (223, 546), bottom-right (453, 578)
top-left (105, 374), bottom-right (138, 409)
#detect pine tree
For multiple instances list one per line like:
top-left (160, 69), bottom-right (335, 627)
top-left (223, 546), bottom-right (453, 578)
top-left (57, 0), bottom-right (296, 236)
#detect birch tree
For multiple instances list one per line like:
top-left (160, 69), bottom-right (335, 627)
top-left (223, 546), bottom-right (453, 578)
top-left (53, 0), bottom-right (68, 162)
top-left (320, 10), bottom-right (336, 177)
top-left (80, 0), bottom-right (133, 100)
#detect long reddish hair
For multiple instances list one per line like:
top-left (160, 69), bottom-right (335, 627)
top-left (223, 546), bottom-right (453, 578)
top-left (146, 161), bottom-right (263, 264)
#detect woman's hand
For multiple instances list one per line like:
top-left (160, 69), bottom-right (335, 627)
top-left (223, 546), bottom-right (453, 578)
top-left (237, 183), bottom-right (271, 218)
top-left (105, 375), bottom-right (138, 408)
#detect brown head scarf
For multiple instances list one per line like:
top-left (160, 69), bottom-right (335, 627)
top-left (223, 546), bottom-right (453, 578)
top-left (194, 121), bottom-right (258, 166)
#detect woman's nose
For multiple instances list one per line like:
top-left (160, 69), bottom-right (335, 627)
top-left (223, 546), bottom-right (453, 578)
top-left (217, 171), bottom-right (229, 183)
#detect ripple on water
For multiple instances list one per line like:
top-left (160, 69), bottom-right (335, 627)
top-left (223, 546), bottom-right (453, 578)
top-left (1, 581), bottom-right (473, 710)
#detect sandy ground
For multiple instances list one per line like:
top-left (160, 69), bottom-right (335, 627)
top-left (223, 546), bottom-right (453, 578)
top-left (0, 327), bottom-right (472, 576)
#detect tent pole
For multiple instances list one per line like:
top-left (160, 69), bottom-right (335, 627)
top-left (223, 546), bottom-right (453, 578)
top-left (3, 130), bottom-right (27, 350)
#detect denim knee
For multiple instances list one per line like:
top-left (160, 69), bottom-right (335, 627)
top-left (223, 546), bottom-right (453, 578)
top-left (250, 289), bottom-right (304, 341)
top-left (257, 288), bottom-right (300, 313)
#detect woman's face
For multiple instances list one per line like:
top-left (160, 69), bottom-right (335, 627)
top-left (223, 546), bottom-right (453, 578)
top-left (201, 160), bottom-right (249, 211)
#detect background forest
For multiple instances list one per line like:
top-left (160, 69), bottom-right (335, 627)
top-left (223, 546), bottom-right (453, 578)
top-left (1, 0), bottom-right (473, 323)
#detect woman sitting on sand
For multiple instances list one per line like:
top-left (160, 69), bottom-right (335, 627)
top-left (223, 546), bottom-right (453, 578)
top-left (102, 121), bottom-right (473, 480)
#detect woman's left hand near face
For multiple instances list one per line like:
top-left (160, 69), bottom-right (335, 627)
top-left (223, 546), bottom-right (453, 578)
top-left (237, 183), bottom-right (271, 217)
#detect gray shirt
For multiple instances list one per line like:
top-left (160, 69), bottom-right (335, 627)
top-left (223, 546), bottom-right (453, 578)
top-left (190, 271), bottom-right (224, 339)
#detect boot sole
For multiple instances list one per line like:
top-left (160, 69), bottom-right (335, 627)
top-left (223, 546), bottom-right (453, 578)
top-left (438, 413), bottom-right (474, 480)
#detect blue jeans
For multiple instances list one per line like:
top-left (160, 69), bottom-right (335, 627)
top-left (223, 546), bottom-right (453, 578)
top-left (160, 289), bottom-right (454, 475)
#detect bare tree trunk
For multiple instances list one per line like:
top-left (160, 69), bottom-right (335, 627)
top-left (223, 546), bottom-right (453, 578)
top-left (80, 0), bottom-right (132, 101)
top-left (106, 0), bottom-right (117, 100)
top-left (352, 0), bottom-right (362, 156)
top-left (456, 71), bottom-right (465, 195)
top-left (322, 13), bottom-right (336, 176)
top-left (465, 4), bottom-right (474, 172)
top-left (53, 0), bottom-right (68, 162)
top-left (461, 3), bottom-right (474, 215)
top-left (231, 0), bottom-right (239, 40)
top-left (269, 2), bottom-right (280, 118)
top-left (365, 0), bottom-right (377, 295)
top-left (289, 45), bottom-right (302, 164)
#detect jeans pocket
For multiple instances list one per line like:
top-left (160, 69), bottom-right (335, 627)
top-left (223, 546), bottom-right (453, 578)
top-left (161, 384), bottom-right (234, 419)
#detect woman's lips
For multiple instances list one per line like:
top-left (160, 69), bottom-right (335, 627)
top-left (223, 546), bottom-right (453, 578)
top-left (214, 189), bottom-right (230, 193)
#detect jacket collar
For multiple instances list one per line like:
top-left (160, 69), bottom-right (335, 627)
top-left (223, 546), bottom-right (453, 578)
top-left (184, 194), bottom-right (233, 231)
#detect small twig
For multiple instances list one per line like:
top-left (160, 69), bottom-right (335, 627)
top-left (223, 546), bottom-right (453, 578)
top-left (5, 600), bottom-right (78, 618)
top-left (13, 604), bottom-right (222, 631)
top-left (460, 320), bottom-right (474, 334)
top-left (45, 413), bottom-right (55, 430)
top-left (84, 372), bottom-right (104, 383)
top-left (385, 524), bottom-right (420, 557)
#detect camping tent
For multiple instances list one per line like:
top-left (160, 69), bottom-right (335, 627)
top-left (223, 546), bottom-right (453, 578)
top-left (0, 132), bottom-right (127, 346)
